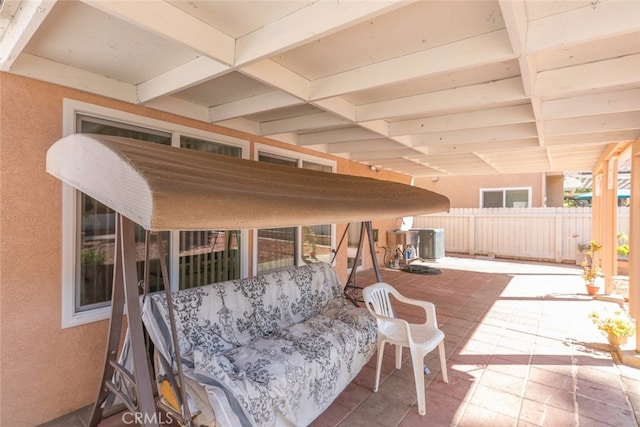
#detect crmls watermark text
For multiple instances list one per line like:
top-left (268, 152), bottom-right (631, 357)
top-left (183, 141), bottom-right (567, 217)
top-left (121, 412), bottom-right (175, 425)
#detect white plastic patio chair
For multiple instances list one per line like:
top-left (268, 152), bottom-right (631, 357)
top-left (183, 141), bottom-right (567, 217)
top-left (363, 282), bottom-right (448, 415)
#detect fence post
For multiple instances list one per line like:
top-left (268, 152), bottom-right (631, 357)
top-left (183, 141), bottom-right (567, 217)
top-left (555, 212), bottom-right (563, 263)
top-left (468, 212), bottom-right (475, 256)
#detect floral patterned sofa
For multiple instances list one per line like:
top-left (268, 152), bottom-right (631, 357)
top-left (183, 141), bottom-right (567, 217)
top-left (142, 262), bottom-right (377, 427)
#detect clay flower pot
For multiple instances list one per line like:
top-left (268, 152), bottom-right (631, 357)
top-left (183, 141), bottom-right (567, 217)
top-left (585, 284), bottom-right (600, 296)
top-left (607, 334), bottom-right (628, 347)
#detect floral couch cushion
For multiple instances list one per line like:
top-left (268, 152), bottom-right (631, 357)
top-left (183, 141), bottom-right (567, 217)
top-left (143, 263), bottom-right (377, 427)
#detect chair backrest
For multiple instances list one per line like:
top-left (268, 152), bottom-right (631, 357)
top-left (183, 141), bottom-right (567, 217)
top-left (362, 282), bottom-right (397, 319)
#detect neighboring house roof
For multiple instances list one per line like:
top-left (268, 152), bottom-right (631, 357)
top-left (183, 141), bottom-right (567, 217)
top-left (574, 189), bottom-right (631, 200)
top-left (565, 171), bottom-right (632, 191)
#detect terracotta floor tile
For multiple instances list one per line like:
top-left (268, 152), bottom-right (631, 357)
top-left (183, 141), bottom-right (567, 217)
top-left (523, 380), bottom-right (576, 412)
top-left (332, 382), bottom-right (372, 412)
top-left (377, 374), bottom-right (419, 406)
top-left (347, 391), bottom-right (411, 427)
top-left (458, 337), bottom-right (498, 354)
top-left (468, 384), bottom-right (523, 418)
top-left (441, 322), bottom-right (474, 340)
top-left (399, 390), bottom-right (467, 427)
top-left (308, 401), bottom-right (352, 427)
top-left (478, 369), bottom-right (526, 396)
top-left (527, 366), bottom-right (574, 391)
top-left (428, 368), bottom-right (477, 401)
top-left (486, 355), bottom-right (531, 379)
top-left (457, 402), bottom-right (518, 427)
top-left (575, 377), bottom-right (630, 409)
top-left (518, 398), bottom-right (576, 426)
top-left (576, 395), bottom-right (637, 427)
top-left (575, 363), bottom-right (623, 387)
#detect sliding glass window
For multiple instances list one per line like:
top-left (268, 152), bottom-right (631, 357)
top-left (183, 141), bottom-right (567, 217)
top-left (178, 136), bottom-right (242, 288)
top-left (75, 115), bottom-right (171, 311)
top-left (256, 154), bottom-right (334, 273)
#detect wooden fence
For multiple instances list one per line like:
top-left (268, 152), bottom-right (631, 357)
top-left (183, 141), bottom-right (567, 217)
top-left (413, 207), bottom-right (630, 264)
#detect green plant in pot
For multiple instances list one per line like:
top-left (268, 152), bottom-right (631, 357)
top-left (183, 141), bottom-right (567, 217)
top-left (579, 240), bottom-right (602, 296)
top-left (617, 232), bottom-right (629, 257)
top-left (589, 307), bottom-right (635, 347)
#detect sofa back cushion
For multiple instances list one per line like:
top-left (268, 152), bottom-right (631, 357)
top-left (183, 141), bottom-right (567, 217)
top-left (144, 262), bottom-right (344, 358)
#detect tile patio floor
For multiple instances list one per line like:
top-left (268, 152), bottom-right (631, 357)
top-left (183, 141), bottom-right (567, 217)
top-left (45, 256), bottom-right (639, 427)
top-left (308, 256), bottom-right (640, 427)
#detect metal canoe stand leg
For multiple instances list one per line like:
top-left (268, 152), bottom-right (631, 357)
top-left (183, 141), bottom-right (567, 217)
top-left (344, 221), bottom-right (382, 305)
top-left (155, 232), bottom-right (192, 424)
top-left (366, 221), bottom-right (383, 283)
top-left (88, 214), bottom-right (158, 427)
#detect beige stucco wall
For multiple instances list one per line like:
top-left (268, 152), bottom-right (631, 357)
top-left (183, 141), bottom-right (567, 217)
top-left (545, 174), bottom-right (565, 207)
top-left (414, 173), bottom-right (546, 208)
top-left (0, 73), bottom-right (411, 425)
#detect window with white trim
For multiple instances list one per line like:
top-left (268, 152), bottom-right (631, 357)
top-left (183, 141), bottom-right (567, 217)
top-left (76, 115), bottom-right (171, 312)
top-left (62, 100), bottom-right (248, 327)
top-left (255, 146), bottom-right (336, 274)
top-left (480, 187), bottom-right (531, 208)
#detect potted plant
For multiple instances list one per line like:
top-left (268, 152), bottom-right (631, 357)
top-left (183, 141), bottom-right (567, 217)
top-left (579, 240), bottom-right (602, 296)
top-left (589, 307), bottom-right (635, 346)
top-left (617, 232), bottom-right (630, 257)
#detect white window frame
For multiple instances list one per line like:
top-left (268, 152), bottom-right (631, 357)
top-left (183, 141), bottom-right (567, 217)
top-left (479, 186), bottom-right (532, 208)
top-left (61, 99), bottom-right (249, 328)
top-left (252, 144), bottom-right (337, 276)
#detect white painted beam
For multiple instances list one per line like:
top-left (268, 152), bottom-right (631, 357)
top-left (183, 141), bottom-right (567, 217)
top-left (260, 112), bottom-right (350, 136)
top-left (545, 111), bottom-right (640, 136)
top-left (358, 120), bottom-right (390, 137)
top-left (418, 138), bottom-right (540, 155)
top-left (348, 148), bottom-right (419, 160)
top-left (9, 53), bottom-right (138, 103)
top-left (137, 57), bottom-right (230, 103)
top-left (310, 29), bottom-right (514, 100)
top-left (138, 1), bottom-right (411, 103)
top-left (298, 127), bottom-right (380, 146)
top-left (412, 155), bottom-right (493, 169)
top-left (235, 0), bottom-right (414, 64)
top-left (357, 77), bottom-right (527, 122)
top-left (312, 97), bottom-right (357, 122)
top-left (536, 54), bottom-right (640, 97)
top-left (0, 0), bottom-right (55, 70)
top-left (498, 0), bottom-right (527, 55)
top-left (208, 91), bottom-right (304, 122)
top-left (412, 123), bottom-right (538, 147)
top-left (82, 0), bottom-right (235, 65)
top-left (326, 139), bottom-right (406, 153)
top-left (240, 59), bottom-right (310, 101)
top-left (263, 132), bottom-right (300, 146)
top-left (545, 130), bottom-right (640, 146)
top-left (542, 89), bottom-right (640, 120)
top-left (528, 1), bottom-right (640, 52)
top-left (144, 95), bottom-right (216, 123)
top-left (390, 104), bottom-right (534, 136)
top-left (501, 0), bottom-right (543, 150)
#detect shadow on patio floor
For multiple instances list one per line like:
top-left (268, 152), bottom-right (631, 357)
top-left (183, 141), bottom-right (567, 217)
top-left (42, 256), bottom-right (639, 427)
top-left (310, 256), bottom-right (640, 427)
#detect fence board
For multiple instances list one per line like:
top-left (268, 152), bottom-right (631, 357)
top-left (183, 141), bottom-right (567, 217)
top-left (413, 207), bottom-right (629, 263)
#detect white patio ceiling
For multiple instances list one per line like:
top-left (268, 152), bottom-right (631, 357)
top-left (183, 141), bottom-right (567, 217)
top-left (1, 0), bottom-right (638, 177)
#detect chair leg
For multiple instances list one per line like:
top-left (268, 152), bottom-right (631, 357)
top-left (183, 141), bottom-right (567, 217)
top-left (395, 344), bottom-right (402, 370)
top-left (411, 349), bottom-right (427, 416)
top-left (438, 341), bottom-right (449, 383)
top-left (374, 340), bottom-right (386, 392)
